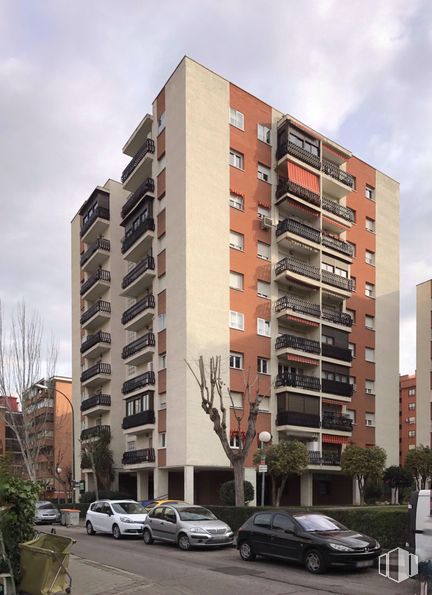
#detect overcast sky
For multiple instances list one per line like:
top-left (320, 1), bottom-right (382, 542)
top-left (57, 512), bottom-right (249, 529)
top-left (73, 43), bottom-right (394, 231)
top-left (1, 0), bottom-right (430, 377)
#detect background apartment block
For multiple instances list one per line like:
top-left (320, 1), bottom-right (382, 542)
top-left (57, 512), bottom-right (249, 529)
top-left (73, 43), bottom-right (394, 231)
top-left (0, 396), bottom-right (24, 477)
top-left (72, 57), bottom-right (400, 505)
top-left (399, 374), bottom-right (417, 464)
top-left (416, 280), bottom-right (432, 450)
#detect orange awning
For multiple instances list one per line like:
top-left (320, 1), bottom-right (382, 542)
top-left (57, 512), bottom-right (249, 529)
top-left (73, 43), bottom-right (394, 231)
top-left (286, 315), bottom-right (319, 327)
top-left (284, 354), bottom-right (319, 365)
top-left (322, 434), bottom-right (350, 444)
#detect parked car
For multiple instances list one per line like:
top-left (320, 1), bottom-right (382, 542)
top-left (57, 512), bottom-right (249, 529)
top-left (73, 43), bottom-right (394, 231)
top-left (143, 503), bottom-right (234, 550)
top-left (237, 511), bottom-right (381, 574)
top-left (35, 501), bottom-right (61, 524)
top-left (85, 499), bottom-right (148, 539)
top-left (141, 499), bottom-right (184, 513)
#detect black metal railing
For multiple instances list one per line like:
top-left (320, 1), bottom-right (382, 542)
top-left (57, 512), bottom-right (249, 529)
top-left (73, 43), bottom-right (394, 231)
top-left (321, 310), bottom-right (353, 327)
top-left (276, 179), bottom-right (321, 207)
top-left (322, 413), bottom-right (353, 432)
top-left (80, 238), bottom-right (110, 267)
top-left (121, 178), bottom-right (155, 219)
top-left (80, 331), bottom-right (111, 354)
top-left (122, 372), bottom-right (156, 394)
top-left (121, 139), bottom-right (155, 183)
top-left (309, 451), bottom-right (341, 466)
top-left (276, 218), bottom-right (321, 244)
top-left (275, 334), bottom-right (321, 355)
top-left (80, 363), bottom-right (111, 383)
top-left (122, 410), bottom-right (156, 430)
top-left (322, 196), bottom-right (355, 223)
top-left (80, 394), bottom-right (111, 412)
top-left (80, 206), bottom-right (110, 238)
top-left (275, 374), bottom-right (321, 391)
top-left (276, 141), bottom-right (321, 170)
top-left (321, 159), bottom-right (355, 188)
top-left (80, 424), bottom-right (111, 441)
top-left (321, 378), bottom-right (353, 397)
top-left (321, 270), bottom-right (354, 291)
top-left (122, 332), bottom-right (156, 359)
top-left (275, 256), bottom-right (321, 281)
top-left (80, 269), bottom-right (110, 296)
top-left (121, 256), bottom-right (155, 290)
top-left (275, 295), bottom-right (321, 318)
top-left (321, 343), bottom-right (353, 362)
top-left (121, 218), bottom-right (155, 254)
top-left (121, 295), bottom-right (155, 325)
top-left (322, 234), bottom-right (354, 257)
top-left (276, 411), bottom-right (320, 428)
top-left (122, 448), bottom-right (156, 465)
top-left (80, 300), bottom-right (111, 325)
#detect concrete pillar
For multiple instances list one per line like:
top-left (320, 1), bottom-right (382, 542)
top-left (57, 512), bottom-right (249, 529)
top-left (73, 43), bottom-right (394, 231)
top-left (244, 467), bottom-right (257, 506)
top-left (137, 472), bottom-right (149, 500)
top-left (154, 468), bottom-right (169, 499)
top-left (300, 472), bottom-right (313, 507)
top-left (352, 478), bottom-right (361, 505)
top-left (184, 465), bottom-right (194, 504)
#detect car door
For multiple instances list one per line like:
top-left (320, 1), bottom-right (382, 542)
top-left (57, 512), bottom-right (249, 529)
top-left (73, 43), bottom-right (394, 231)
top-left (99, 502), bottom-right (112, 533)
top-left (248, 513), bottom-right (273, 555)
top-left (89, 502), bottom-right (104, 531)
top-left (270, 513), bottom-right (302, 560)
top-left (147, 506), bottom-right (165, 539)
top-left (160, 507), bottom-right (178, 542)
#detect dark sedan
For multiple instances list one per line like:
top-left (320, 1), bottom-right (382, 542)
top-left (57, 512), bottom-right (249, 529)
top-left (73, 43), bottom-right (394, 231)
top-left (237, 511), bottom-right (381, 574)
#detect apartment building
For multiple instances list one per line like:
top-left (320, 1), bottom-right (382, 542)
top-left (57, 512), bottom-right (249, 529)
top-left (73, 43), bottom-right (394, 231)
top-left (416, 280), bottom-right (432, 450)
top-left (71, 57), bottom-right (400, 506)
top-left (0, 396), bottom-right (24, 477)
top-left (399, 374), bottom-right (417, 465)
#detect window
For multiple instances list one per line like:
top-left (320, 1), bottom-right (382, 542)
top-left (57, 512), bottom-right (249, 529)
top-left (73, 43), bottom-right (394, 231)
top-left (257, 357), bottom-right (270, 375)
top-left (158, 112), bottom-right (166, 133)
top-left (259, 396), bottom-right (270, 411)
top-left (159, 354), bottom-right (166, 370)
top-left (257, 163), bottom-right (271, 183)
top-left (288, 128), bottom-right (319, 157)
top-left (346, 409), bottom-right (356, 424)
top-left (408, 403), bottom-right (416, 410)
top-left (365, 315), bottom-right (375, 330)
top-left (273, 514), bottom-right (295, 532)
top-left (335, 266), bottom-right (348, 278)
top-left (257, 280), bottom-right (270, 299)
top-left (351, 276), bottom-right (357, 291)
top-left (230, 231), bottom-right (244, 251)
top-left (229, 193), bottom-right (244, 210)
top-left (159, 432), bottom-right (166, 448)
top-left (409, 444), bottom-right (416, 450)
top-left (257, 205), bottom-right (270, 218)
top-left (322, 335), bottom-right (335, 345)
top-left (365, 185), bottom-right (375, 201)
top-left (158, 313), bottom-right (166, 331)
top-left (229, 311), bottom-right (244, 330)
top-left (257, 241), bottom-right (270, 260)
top-left (229, 108), bottom-right (244, 130)
top-left (229, 149), bottom-right (244, 169)
top-left (365, 283), bottom-right (375, 298)
top-left (365, 379), bottom-right (375, 394)
top-left (229, 432), bottom-right (241, 448)
top-left (366, 217), bottom-right (375, 233)
top-left (257, 124), bottom-right (271, 144)
top-left (257, 318), bottom-right (271, 337)
top-left (348, 343), bottom-right (356, 358)
top-left (254, 513), bottom-right (272, 528)
top-left (408, 417), bottom-right (416, 424)
top-left (127, 440), bottom-right (136, 451)
top-left (230, 271), bottom-right (244, 290)
top-left (347, 242), bottom-right (356, 257)
top-left (230, 392), bottom-right (244, 408)
top-left (365, 347), bottom-right (375, 362)
top-left (365, 413), bottom-right (375, 427)
top-left (349, 376), bottom-right (357, 392)
top-left (408, 430), bottom-right (416, 438)
top-left (230, 352), bottom-right (243, 369)
top-left (347, 309), bottom-right (356, 324)
top-left (408, 388), bottom-right (416, 396)
top-left (365, 250), bottom-right (375, 266)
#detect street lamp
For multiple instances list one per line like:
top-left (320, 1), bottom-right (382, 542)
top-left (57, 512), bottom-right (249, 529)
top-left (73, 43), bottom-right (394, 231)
top-left (35, 383), bottom-right (76, 503)
top-left (258, 431), bottom-right (271, 506)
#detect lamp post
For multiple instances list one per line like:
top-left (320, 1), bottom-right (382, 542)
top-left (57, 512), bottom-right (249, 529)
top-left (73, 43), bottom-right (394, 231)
top-left (258, 431), bottom-right (271, 506)
top-left (35, 383), bottom-right (76, 503)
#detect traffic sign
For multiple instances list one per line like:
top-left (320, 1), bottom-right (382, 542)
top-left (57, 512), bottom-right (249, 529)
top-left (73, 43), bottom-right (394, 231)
top-left (258, 465), bottom-right (268, 473)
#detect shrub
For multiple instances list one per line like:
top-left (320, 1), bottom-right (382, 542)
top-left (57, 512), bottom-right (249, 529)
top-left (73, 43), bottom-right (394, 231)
top-left (219, 480), bottom-right (254, 506)
top-left (364, 481), bottom-right (384, 504)
top-left (80, 490), bottom-right (129, 503)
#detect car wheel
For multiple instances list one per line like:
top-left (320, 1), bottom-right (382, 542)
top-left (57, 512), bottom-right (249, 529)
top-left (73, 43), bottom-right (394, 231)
top-left (143, 529), bottom-right (154, 545)
top-left (112, 524), bottom-right (122, 540)
top-left (239, 540), bottom-right (256, 561)
top-left (86, 521), bottom-right (96, 536)
top-left (178, 533), bottom-right (191, 551)
top-left (304, 549), bottom-right (327, 574)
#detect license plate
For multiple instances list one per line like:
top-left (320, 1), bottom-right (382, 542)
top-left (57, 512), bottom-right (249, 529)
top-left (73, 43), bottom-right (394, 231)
top-left (356, 560), bottom-right (373, 568)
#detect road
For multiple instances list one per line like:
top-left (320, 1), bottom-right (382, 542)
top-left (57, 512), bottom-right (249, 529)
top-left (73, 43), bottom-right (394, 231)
top-left (54, 525), bottom-right (416, 595)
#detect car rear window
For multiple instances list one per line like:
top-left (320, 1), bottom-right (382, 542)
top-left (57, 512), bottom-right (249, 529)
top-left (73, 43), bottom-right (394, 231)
top-left (37, 503), bottom-right (55, 510)
top-left (253, 513), bottom-right (272, 528)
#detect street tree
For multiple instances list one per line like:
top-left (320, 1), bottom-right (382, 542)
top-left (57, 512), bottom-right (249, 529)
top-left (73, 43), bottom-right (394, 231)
top-left (341, 444), bottom-right (386, 505)
top-left (383, 465), bottom-right (413, 504)
top-left (187, 355), bottom-right (262, 506)
top-left (80, 430), bottom-right (114, 500)
top-left (405, 445), bottom-right (432, 490)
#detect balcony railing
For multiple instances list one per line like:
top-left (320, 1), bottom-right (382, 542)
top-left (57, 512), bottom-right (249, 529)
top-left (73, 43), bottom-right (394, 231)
top-left (321, 378), bottom-right (353, 397)
top-left (80, 269), bottom-right (110, 296)
top-left (121, 218), bottom-right (155, 254)
top-left (276, 411), bottom-right (320, 428)
top-left (80, 300), bottom-right (111, 325)
top-left (121, 178), bottom-right (155, 219)
top-left (122, 332), bottom-right (156, 359)
top-left (121, 295), bottom-right (155, 325)
top-left (121, 256), bottom-right (155, 290)
top-left (309, 451), bottom-right (341, 466)
top-left (80, 206), bottom-right (110, 238)
top-left (276, 179), bottom-right (321, 207)
top-left (276, 141), bottom-right (321, 170)
top-left (276, 218), bottom-right (321, 244)
top-left (122, 448), bottom-right (156, 465)
top-left (322, 196), bottom-right (355, 223)
top-left (275, 295), bottom-right (321, 318)
top-left (122, 410), bottom-right (156, 430)
top-left (322, 234), bottom-right (354, 257)
top-left (80, 394), bottom-right (111, 412)
top-left (276, 334), bottom-right (321, 355)
top-left (321, 159), bottom-right (355, 188)
top-left (80, 363), bottom-right (111, 383)
top-left (275, 256), bottom-right (321, 281)
top-left (80, 424), bottom-right (110, 441)
top-left (122, 372), bottom-right (156, 395)
top-left (80, 331), bottom-right (111, 354)
top-left (80, 238), bottom-right (110, 267)
top-left (321, 343), bottom-right (353, 362)
top-left (322, 413), bottom-right (353, 432)
top-left (121, 139), bottom-right (155, 183)
top-left (275, 373), bottom-right (321, 391)
top-left (322, 309), bottom-right (353, 327)
top-left (321, 270), bottom-right (354, 292)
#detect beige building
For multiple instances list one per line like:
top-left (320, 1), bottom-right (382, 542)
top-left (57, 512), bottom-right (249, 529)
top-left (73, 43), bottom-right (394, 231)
top-left (415, 280), bottom-right (432, 449)
top-left (71, 57), bottom-right (400, 505)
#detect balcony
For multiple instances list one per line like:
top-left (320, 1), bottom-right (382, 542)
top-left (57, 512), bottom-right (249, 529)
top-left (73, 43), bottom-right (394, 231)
top-left (275, 295), bottom-right (321, 319)
top-left (321, 270), bottom-right (354, 293)
top-left (80, 363), bottom-right (111, 388)
top-left (275, 257), bottom-right (321, 284)
top-left (80, 424), bottom-right (111, 441)
top-left (322, 309), bottom-right (353, 328)
top-left (121, 178), bottom-right (155, 220)
top-left (276, 141), bottom-right (321, 170)
top-left (322, 196), bottom-right (355, 224)
top-left (122, 332), bottom-right (156, 366)
top-left (275, 334), bottom-right (321, 355)
top-left (122, 372), bottom-right (156, 395)
top-left (122, 410), bottom-right (156, 431)
top-left (80, 269), bottom-right (110, 301)
top-left (322, 234), bottom-right (354, 259)
top-left (122, 295), bottom-right (155, 331)
top-left (308, 451), bottom-right (341, 466)
top-left (121, 139), bottom-right (155, 192)
top-left (276, 218), bottom-right (321, 246)
top-left (121, 218), bottom-right (155, 262)
top-left (321, 159), bottom-right (355, 189)
top-left (276, 411), bottom-right (320, 428)
top-left (80, 206), bottom-right (110, 242)
top-left (322, 413), bottom-right (353, 432)
top-left (276, 179), bottom-right (321, 208)
top-left (321, 343), bottom-right (353, 363)
top-left (321, 378), bottom-right (353, 398)
top-left (122, 448), bottom-right (156, 466)
top-left (80, 394), bottom-right (111, 414)
top-left (121, 256), bottom-right (156, 297)
top-left (80, 331), bottom-right (111, 359)
top-left (80, 300), bottom-right (111, 331)
top-left (275, 373), bottom-right (321, 392)
top-left (80, 238), bottom-right (110, 272)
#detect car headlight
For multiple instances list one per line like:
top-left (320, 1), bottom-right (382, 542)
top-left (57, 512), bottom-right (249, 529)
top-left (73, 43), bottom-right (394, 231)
top-left (119, 516), bottom-right (135, 524)
top-left (375, 541), bottom-right (380, 549)
top-left (189, 527), bottom-right (209, 534)
top-left (328, 543), bottom-right (354, 552)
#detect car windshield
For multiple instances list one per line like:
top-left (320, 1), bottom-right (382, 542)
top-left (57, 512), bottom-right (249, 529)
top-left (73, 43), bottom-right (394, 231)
top-left (178, 507), bottom-right (217, 521)
top-left (37, 503), bottom-right (55, 510)
top-left (111, 502), bottom-right (146, 514)
top-left (294, 514), bottom-right (346, 532)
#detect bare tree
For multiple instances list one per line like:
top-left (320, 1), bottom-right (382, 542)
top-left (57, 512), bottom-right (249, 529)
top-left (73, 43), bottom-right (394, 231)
top-left (187, 355), bottom-right (262, 506)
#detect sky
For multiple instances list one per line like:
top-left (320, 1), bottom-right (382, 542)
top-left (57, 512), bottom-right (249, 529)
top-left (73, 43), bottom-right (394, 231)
top-left (0, 0), bottom-right (431, 377)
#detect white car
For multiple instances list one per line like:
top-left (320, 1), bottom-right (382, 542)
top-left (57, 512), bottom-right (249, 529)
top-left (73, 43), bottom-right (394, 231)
top-left (85, 499), bottom-right (148, 539)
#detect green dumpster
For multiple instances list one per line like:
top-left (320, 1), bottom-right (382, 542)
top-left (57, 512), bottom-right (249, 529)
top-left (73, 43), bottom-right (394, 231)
top-left (19, 533), bottom-right (75, 595)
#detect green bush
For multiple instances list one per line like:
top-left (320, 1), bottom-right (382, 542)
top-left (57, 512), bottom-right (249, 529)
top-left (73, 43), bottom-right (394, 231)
top-left (80, 490), bottom-right (129, 503)
top-left (219, 480), bottom-right (254, 505)
top-left (364, 481), bottom-right (384, 504)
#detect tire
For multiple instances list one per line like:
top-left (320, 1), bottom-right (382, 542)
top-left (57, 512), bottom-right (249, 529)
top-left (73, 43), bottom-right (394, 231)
top-left (304, 549), bottom-right (327, 574)
top-left (112, 524), bottom-right (122, 540)
top-left (143, 528), bottom-right (154, 545)
top-left (86, 521), bottom-right (95, 536)
top-left (239, 540), bottom-right (256, 561)
top-left (178, 533), bottom-right (191, 551)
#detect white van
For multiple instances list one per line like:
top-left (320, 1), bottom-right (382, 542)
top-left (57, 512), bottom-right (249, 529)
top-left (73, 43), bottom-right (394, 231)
top-left (408, 490), bottom-right (432, 562)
